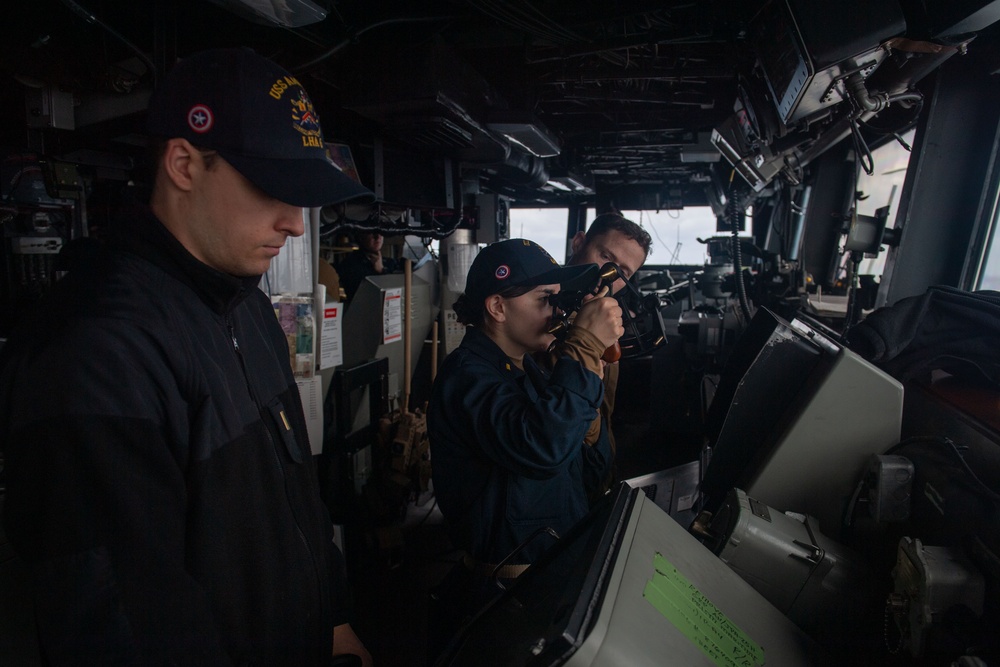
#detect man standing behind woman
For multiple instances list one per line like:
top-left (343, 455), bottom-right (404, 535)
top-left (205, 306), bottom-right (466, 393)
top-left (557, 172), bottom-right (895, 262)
top-left (553, 212), bottom-right (652, 493)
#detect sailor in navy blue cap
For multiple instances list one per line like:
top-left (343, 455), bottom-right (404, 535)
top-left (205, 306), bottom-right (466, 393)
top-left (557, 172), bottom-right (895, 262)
top-left (145, 47), bottom-right (374, 277)
top-left (0, 48), bottom-right (372, 666)
top-left (426, 238), bottom-right (622, 650)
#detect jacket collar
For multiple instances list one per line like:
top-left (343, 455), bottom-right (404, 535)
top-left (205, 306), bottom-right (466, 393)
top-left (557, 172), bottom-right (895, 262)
top-left (460, 326), bottom-right (534, 377)
top-left (119, 208), bottom-right (261, 315)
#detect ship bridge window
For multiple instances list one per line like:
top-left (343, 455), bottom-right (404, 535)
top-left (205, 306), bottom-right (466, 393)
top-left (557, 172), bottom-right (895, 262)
top-left (510, 208), bottom-right (570, 264)
top-left (977, 181), bottom-right (1000, 290)
top-left (510, 206), bottom-right (752, 268)
top-left (980, 238), bottom-right (1000, 291)
top-left (851, 128), bottom-right (916, 279)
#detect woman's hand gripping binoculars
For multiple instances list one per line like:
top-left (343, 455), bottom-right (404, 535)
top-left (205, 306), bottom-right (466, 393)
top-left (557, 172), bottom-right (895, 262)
top-left (547, 263), bottom-right (625, 363)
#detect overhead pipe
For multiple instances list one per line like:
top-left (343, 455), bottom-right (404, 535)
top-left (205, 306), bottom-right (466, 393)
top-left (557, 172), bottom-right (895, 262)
top-left (319, 209), bottom-right (467, 241)
top-left (293, 16), bottom-right (453, 73)
top-left (59, 0), bottom-right (157, 85)
top-left (847, 72), bottom-right (925, 113)
top-left (846, 73), bottom-right (891, 113)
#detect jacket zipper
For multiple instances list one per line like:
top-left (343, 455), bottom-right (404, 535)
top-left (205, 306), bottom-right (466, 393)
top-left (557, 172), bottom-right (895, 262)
top-left (225, 313), bottom-right (317, 571)
top-left (227, 316), bottom-right (257, 404)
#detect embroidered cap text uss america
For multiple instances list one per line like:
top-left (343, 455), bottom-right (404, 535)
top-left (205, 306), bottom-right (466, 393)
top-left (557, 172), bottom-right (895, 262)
top-left (146, 47), bottom-right (374, 208)
top-left (463, 238), bottom-right (596, 303)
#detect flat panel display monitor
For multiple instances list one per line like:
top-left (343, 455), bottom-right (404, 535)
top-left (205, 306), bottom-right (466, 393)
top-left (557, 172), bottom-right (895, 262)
top-left (699, 309), bottom-right (903, 537)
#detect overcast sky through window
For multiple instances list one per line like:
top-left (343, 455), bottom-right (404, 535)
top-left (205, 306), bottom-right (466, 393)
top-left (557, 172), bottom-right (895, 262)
top-left (509, 207), bottom-right (745, 266)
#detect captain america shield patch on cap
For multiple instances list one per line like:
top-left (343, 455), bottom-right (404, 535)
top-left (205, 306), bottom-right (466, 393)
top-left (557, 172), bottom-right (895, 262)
top-left (188, 105), bottom-right (214, 133)
top-left (495, 265), bottom-right (510, 280)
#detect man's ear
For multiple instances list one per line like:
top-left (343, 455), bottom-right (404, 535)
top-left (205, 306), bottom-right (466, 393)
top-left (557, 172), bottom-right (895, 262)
top-left (570, 231), bottom-right (587, 256)
top-left (160, 138), bottom-right (198, 192)
top-left (484, 294), bottom-right (506, 323)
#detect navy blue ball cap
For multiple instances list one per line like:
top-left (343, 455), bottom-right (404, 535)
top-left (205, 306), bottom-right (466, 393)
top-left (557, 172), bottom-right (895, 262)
top-left (146, 47), bottom-right (374, 208)
top-left (464, 238), bottom-right (598, 302)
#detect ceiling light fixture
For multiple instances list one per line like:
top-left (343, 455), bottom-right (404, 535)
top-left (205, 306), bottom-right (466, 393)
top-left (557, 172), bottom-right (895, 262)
top-left (487, 112), bottom-right (561, 158)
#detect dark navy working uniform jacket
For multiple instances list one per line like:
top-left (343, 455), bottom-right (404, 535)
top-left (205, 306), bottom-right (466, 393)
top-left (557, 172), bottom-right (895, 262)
top-left (0, 210), bottom-right (345, 666)
top-left (428, 326), bottom-right (611, 566)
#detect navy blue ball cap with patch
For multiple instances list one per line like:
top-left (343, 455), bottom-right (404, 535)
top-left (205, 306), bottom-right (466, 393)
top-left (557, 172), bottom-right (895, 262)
top-left (146, 47), bottom-right (374, 208)
top-left (464, 238), bottom-right (598, 302)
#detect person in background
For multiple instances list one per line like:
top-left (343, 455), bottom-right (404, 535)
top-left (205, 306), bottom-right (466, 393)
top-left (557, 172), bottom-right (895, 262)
top-left (0, 48), bottom-right (373, 666)
top-left (567, 212), bottom-right (651, 297)
top-left (547, 212), bottom-right (652, 495)
top-left (339, 230), bottom-right (399, 304)
top-left (427, 238), bottom-right (623, 652)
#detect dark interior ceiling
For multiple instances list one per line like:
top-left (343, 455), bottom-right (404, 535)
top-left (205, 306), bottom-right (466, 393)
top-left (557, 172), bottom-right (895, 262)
top-left (2, 0), bottom-right (1000, 210)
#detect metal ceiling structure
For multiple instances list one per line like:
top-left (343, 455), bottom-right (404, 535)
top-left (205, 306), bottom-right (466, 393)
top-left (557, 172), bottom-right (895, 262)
top-left (2, 0), bottom-right (1000, 211)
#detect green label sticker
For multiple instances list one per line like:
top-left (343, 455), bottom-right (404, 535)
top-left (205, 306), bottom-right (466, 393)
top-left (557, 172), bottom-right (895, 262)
top-left (643, 552), bottom-right (765, 667)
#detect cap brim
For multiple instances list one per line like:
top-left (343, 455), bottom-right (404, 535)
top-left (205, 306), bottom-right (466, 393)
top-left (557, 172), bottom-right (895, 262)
top-left (220, 151), bottom-right (376, 207)
top-left (522, 263), bottom-right (599, 291)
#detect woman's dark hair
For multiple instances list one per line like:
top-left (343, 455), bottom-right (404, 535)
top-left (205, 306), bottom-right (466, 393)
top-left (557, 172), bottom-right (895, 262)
top-left (453, 283), bottom-right (536, 327)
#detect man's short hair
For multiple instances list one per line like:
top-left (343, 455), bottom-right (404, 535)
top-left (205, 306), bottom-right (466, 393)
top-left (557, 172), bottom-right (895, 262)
top-left (584, 212), bottom-right (652, 258)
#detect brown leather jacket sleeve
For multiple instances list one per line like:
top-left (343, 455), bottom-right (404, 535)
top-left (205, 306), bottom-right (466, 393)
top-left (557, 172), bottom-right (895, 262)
top-left (553, 325), bottom-right (605, 376)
